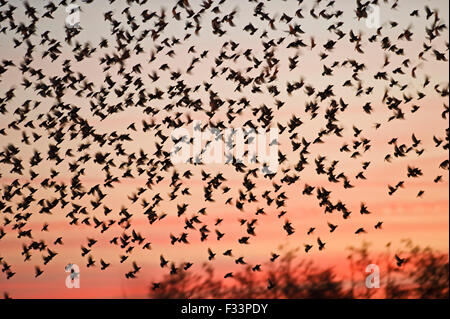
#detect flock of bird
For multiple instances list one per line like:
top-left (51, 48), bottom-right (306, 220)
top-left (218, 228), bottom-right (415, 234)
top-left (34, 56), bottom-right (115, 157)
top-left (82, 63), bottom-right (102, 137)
top-left (0, 0), bottom-right (449, 298)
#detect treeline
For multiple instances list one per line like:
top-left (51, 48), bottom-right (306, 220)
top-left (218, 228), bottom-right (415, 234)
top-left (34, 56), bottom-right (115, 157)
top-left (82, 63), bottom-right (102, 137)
top-left (148, 240), bottom-right (449, 299)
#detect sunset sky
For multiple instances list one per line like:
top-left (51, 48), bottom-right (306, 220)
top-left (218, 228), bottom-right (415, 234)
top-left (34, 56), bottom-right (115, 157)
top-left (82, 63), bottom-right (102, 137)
top-left (0, 0), bottom-right (448, 298)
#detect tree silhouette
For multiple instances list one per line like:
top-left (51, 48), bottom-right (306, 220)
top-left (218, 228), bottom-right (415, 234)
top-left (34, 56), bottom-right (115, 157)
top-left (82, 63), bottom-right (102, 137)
top-left (148, 241), bottom-right (449, 299)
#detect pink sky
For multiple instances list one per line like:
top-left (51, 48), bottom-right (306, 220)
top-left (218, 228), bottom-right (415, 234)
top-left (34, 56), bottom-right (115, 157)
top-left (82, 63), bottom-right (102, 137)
top-left (0, 0), bottom-right (448, 298)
